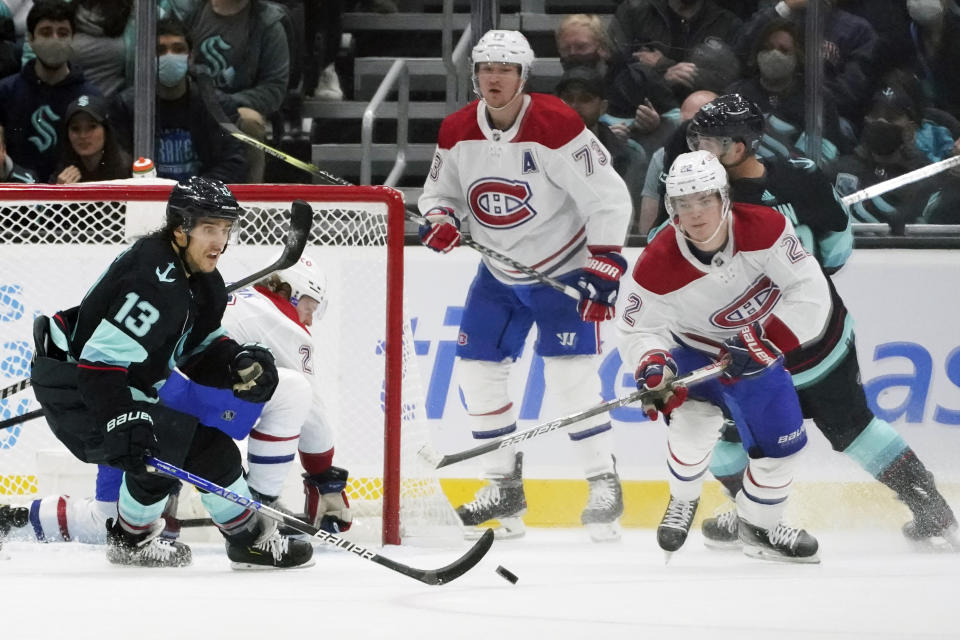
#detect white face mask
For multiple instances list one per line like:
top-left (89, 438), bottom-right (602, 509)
top-left (757, 49), bottom-right (797, 81)
top-left (908, 0), bottom-right (944, 25)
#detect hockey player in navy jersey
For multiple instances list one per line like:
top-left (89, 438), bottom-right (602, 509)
top-left (417, 29), bottom-right (632, 541)
top-left (682, 95), bottom-right (958, 551)
top-left (618, 150), bottom-right (825, 562)
top-left (25, 177), bottom-right (315, 569)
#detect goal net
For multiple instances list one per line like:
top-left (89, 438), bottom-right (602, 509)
top-left (0, 181), bottom-right (460, 545)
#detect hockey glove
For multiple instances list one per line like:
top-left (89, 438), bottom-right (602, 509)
top-left (576, 251), bottom-right (628, 322)
top-left (230, 344), bottom-right (279, 403)
top-left (303, 467), bottom-right (353, 533)
top-left (635, 350), bottom-right (688, 421)
top-left (417, 207), bottom-right (461, 254)
top-left (102, 408), bottom-right (158, 473)
top-left (720, 323), bottom-right (782, 380)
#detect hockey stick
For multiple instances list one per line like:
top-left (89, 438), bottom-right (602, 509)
top-left (840, 154), bottom-right (960, 206)
top-left (145, 456), bottom-right (494, 585)
top-left (0, 201), bottom-right (314, 431)
top-left (402, 209), bottom-right (583, 301)
top-left (420, 359), bottom-right (729, 469)
top-left (196, 77), bottom-right (352, 188)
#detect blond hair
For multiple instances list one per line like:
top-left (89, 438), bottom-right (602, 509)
top-left (555, 14), bottom-right (609, 54)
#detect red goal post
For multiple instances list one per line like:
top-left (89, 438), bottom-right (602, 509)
top-left (0, 181), bottom-right (459, 546)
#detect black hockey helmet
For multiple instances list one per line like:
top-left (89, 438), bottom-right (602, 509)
top-left (687, 93), bottom-right (764, 154)
top-left (166, 176), bottom-right (242, 234)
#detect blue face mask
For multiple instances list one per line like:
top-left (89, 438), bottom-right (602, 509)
top-left (158, 53), bottom-right (189, 87)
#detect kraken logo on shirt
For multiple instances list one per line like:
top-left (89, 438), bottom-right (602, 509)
top-left (28, 105), bottom-right (60, 152)
top-left (199, 36), bottom-right (235, 87)
top-left (710, 275), bottom-right (781, 329)
top-left (467, 178), bottom-right (537, 228)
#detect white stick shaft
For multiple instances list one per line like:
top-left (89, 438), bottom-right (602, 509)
top-left (840, 154), bottom-right (960, 206)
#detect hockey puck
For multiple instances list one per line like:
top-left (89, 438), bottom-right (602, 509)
top-left (495, 565), bottom-right (519, 584)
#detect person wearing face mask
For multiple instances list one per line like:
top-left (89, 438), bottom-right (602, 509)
top-left (726, 19), bottom-right (850, 167)
top-left (109, 18), bottom-right (247, 184)
top-left (0, 0), bottom-right (100, 182)
top-left (833, 85), bottom-right (942, 230)
top-left (903, 0), bottom-right (960, 117)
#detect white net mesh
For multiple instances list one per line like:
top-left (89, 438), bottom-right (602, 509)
top-left (0, 182), bottom-right (460, 545)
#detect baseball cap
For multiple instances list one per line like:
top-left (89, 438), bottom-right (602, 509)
top-left (869, 85), bottom-right (918, 122)
top-left (555, 65), bottom-right (605, 99)
top-left (64, 94), bottom-right (108, 125)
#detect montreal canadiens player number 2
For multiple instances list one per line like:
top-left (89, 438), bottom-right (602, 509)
top-left (417, 29), bottom-right (632, 542)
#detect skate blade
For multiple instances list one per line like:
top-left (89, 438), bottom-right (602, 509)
top-left (703, 538), bottom-right (742, 551)
top-left (464, 518), bottom-right (525, 540)
top-left (742, 545), bottom-right (820, 564)
top-left (586, 520), bottom-right (622, 543)
top-left (230, 558), bottom-right (317, 571)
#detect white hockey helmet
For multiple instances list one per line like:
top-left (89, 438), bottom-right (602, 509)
top-left (664, 150), bottom-right (731, 218)
top-left (471, 29), bottom-right (535, 84)
top-left (277, 256), bottom-right (328, 320)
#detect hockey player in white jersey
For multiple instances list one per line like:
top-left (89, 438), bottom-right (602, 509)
top-left (0, 257), bottom-right (351, 546)
top-left (418, 29), bottom-right (632, 541)
top-left (617, 150), bottom-right (829, 562)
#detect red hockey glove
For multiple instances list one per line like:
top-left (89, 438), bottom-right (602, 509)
top-left (576, 251), bottom-right (627, 322)
top-left (635, 350), bottom-right (688, 421)
top-left (303, 467), bottom-right (352, 533)
top-left (418, 207), bottom-right (461, 254)
top-left (720, 323), bottom-right (782, 380)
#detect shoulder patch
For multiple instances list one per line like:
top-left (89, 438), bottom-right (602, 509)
top-left (731, 203), bottom-right (787, 252)
top-left (632, 231), bottom-right (706, 295)
top-left (513, 93), bottom-right (584, 149)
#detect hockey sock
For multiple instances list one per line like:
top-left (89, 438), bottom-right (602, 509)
top-left (202, 476), bottom-right (254, 533)
top-left (118, 477), bottom-right (168, 529)
top-left (709, 440), bottom-right (748, 499)
top-left (875, 449), bottom-right (938, 510)
top-left (843, 417), bottom-right (909, 478)
top-left (570, 428), bottom-right (616, 477)
top-left (736, 453), bottom-right (798, 531)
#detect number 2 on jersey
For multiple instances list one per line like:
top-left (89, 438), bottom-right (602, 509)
top-left (114, 292), bottom-right (160, 337)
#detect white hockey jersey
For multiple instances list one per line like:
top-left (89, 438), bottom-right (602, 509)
top-left (617, 203), bottom-right (832, 367)
top-left (419, 93), bottom-right (631, 284)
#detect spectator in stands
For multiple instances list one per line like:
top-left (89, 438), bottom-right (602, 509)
top-left (303, 0), bottom-right (344, 100)
top-left (0, 0), bottom-right (34, 38)
top-left (726, 17), bottom-right (850, 165)
top-left (65, 0), bottom-right (133, 97)
top-left (606, 0), bottom-right (742, 100)
top-left (736, 0), bottom-right (879, 123)
top-left (840, 0), bottom-right (913, 80)
top-left (556, 13), bottom-right (611, 76)
top-left (919, 138), bottom-right (960, 224)
top-left (556, 66), bottom-right (646, 220)
top-left (637, 89), bottom-right (717, 235)
top-left (902, 0), bottom-right (960, 119)
top-left (0, 123), bottom-right (39, 182)
top-left (0, 1), bottom-right (99, 182)
top-left (832, 84), bottom-right (942, 231)
top-left (109, 17), bottom-right (247, 184)
top-left (0, 14), bottom-right (18, 79)
top-left (167, 0), bottom-right (290, 183)
top-left (52, 93), bottom-right (130, 183)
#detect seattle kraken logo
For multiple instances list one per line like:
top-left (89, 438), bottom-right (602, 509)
top-left (28, 106), bottom-right (60, 152)
top-left (199, 36), bottom-right (235, 87)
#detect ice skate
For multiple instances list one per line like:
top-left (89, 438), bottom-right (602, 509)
top-left (898, 474), bottom-right (960, 552)
top-left (657, 496), bottom-right (699, 560)
top-left (106, 518), bottom-right (192, 568)
top-left (226, 519), bottom-right (315, 570)
top-left (701, 504), bottom-right (741, 550)
top-left (738, 518), bottom-right (820, 564)
top-left (250, 487), bottom-right (305, 537)
top-left (581, 464), bottom-right (624, 542)
top-left (0, 504), bottom-right (28, 550)
top-left (457, 453), bottom-right (526, 540)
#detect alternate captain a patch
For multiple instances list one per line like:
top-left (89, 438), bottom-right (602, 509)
top-left (521, 149), bottom-right (538, 174)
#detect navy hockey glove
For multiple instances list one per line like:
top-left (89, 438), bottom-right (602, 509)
top-left (102, 408), bottom-right (157, 473)
top-left (720, 323), bottom-right (782, 380)
top-left (418, 207), bottom-right (461, 254)
top-left (303, 467), bottom-right (353, 533)
top-left (634, 350), bottom-right (688, 421)
top-left (576, 251), bottom-right (627, 322)
top-left (231, 344), bottom-right (279, 403)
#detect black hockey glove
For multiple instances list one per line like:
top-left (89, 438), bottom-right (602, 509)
top-left (719, 323), bottom-right (782, 380)
top-left (102, 408), bottom-right (157, 473)
top-left (230, 344), bottom-right (279, 403)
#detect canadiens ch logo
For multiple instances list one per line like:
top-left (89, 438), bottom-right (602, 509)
top-left (468, 178), bottom-right (537, 228)
top-left (711, 275), bottom-right (781, 329)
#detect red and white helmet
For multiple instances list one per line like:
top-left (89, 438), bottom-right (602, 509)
top-left (471, 29), bottom-right (535, 98)
top-left (278, 256), bottom-right (327, 320)
top-left (664, 150), bottom-right (731, 218)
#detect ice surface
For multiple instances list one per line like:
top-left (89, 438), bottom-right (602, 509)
top-left (2, 528), bottom-right (957, 640)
